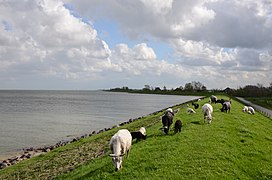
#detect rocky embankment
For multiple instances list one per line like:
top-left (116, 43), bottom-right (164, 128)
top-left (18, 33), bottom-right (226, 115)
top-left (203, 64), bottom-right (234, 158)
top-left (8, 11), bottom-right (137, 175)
top-left (0, 109), bottom-right (175, 169)
top-left (0, 123), bottom-right (126, 169)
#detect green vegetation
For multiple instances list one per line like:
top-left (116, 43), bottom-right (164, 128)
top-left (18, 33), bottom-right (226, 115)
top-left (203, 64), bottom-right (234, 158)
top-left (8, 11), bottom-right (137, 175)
top-left (1, 96), bottom-right (271, 179)
top-left (245, 97), bottom-right (272, 110)
top-left (107, 82), bottom-right (272, 98)
top-left (232, 84), bottom-right (272, 97)
top-left (106, 81), bottom-right (211, 96)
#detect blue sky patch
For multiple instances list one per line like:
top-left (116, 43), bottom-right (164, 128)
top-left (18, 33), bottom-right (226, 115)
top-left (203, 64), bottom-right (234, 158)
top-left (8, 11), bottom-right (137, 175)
top-left (2, 20), bottom-right (12, 31)
top-left (93, 19), bottom-right (173, 60)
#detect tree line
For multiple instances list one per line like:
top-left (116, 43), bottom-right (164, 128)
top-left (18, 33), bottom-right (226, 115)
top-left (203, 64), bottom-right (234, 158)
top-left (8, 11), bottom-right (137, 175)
top-left (108, 82), bottom-right (272, 97)
top-left (108, 81), bottom-right (207, 95)
top-left (228, 83), bottom-right (272, 97)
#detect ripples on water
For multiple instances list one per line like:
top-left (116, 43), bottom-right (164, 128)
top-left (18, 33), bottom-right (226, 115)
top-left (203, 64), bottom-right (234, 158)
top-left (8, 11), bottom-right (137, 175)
top-left (0, 90), bottom-right (201, 157)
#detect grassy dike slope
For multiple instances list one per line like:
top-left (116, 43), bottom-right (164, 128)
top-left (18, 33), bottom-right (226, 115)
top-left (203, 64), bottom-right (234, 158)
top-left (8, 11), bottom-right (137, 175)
top-left (1, 96), bottom-right (272, 179)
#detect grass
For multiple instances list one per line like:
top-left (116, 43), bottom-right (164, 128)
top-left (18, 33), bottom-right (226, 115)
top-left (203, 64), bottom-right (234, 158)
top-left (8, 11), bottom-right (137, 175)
top-left (1, 96), bottom-right (272, 179)
top-left (245, 97), bottom-right (272, 110)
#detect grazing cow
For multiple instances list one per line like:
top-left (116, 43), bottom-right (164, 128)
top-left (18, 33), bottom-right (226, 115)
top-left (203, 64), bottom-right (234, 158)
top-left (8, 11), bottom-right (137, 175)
top-left (216, 99), bottom-right (225, 104)
top-left (131, 127), bottom-right (146, 142)
top-left (202, 103), bottom-right (213, 124)
top-left (161, 109), bottom-right (174, 134)
top-left (187, 108), bottom-right (196, 114)
top-left (166, 108), bottom-right (174, 115)
top-left (173, 108), bottom-right (180, 114)
top-left (210, 95), bottom-right (217, 104)
top-left (216, 98), bottom-right (232, 105)
top-left (221, 101), bottom-right (231, 113)
top-left (174, 120), bottom-right (182, 133)
top-left (109, 129), bottom-right (132, 171)
top-left (139, 127), bottom-right (146, 136)
top-left (242, 106), bottom-right (249, 112)
top-left (248, 106), bottom-right (255, 114)
top-left (192, 102), bottom-right (199, 109)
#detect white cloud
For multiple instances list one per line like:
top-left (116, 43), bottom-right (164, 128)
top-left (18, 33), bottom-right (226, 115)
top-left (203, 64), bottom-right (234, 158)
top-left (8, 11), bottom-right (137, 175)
top-left (111, 43), bottom-right (179, 76)
top-left (0, 0), bottom-right (271, 89)
top-left (0, 0), bottom-right (111, 82)
top-left (139, 0), bottom-right (173, 15)
top-left (172, 38), bottom-right (236, 67)
top-left (133, 43), bottom-right (156, 60)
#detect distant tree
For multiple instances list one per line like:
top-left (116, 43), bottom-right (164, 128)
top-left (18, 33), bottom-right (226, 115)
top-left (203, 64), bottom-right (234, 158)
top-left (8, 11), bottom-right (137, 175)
top-left (154, 87), bottom-right (161, 92)
top-left (122, 86), bottom-right (129, 90)
top-left (192, 81), bottom-right (207, 91)
top-left (184, 81), bottom-right (207, 92)
top-left (163, 86), bottom-right (167, 91)
top-left (269, 83), bottom-right (272, 95)
top-left (257, 83), bottom-right (264, 88)
top-left (174, 86), bottom-right (183, 92)
top-left (143, 85), bottom-right (151, 91)
top-left (201, 85), bottom-right (207, 91)
top-left (269, 82), bottom-right (272, 91)
top-left (184, 83), bottom-right (193, 91)
top-left (232, 84), bottom-right (272, 97)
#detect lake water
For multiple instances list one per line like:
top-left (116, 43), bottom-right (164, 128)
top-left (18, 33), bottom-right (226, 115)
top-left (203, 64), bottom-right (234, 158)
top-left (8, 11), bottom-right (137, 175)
top-left (0, 90), bottom-right (201, 158)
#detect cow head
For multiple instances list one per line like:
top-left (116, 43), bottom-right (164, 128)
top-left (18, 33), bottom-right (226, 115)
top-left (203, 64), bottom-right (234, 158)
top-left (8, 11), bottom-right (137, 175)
top-left (109, 154), bottom-right (124, 171)
top-left (207, 114), bottom-right (212, 124)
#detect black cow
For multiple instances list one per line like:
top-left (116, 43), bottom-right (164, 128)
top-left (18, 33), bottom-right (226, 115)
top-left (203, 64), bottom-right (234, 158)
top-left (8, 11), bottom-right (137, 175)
top-left (192, 102), bottom-right (199, 109)
top-left (131, 127), bottom-right (146, 142)
top-left (221, 101), bottom-right (231, 113)
top-left (174, 120), bottom-right (182, 133)
top-left (161, 111), bottom-right (174, 134)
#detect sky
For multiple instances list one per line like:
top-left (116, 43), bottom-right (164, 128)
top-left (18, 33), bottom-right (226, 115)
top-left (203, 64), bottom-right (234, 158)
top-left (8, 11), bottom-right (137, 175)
top-left (0, 0), bottom-right (271, 90)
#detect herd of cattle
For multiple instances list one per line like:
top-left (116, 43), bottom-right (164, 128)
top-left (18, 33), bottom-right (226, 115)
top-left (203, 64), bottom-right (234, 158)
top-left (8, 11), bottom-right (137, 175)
top-left (109, 95), bottom-right (256, 171)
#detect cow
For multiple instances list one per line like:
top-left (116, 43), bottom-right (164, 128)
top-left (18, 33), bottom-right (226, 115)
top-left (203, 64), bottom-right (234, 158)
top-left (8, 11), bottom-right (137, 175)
top-left (109, 129), bottom-right (132, 171)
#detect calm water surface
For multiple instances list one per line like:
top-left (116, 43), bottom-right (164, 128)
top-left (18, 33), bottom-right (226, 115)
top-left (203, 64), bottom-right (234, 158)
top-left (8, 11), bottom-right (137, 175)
top-left (0, 90), bottom-right (201, 158)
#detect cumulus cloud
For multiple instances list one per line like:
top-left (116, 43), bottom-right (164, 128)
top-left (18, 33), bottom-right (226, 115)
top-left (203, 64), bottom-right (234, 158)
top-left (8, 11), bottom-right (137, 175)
top-left (133, 43), bottom-right (157, 60)
top-left (0, 0), bottom-right (112, 82)
top-left (0, 0), bottom-right (271, 89)
top-left (64, 0), bottom-right (272, 87)
top-left (72, 0), bottom-right (272, 49)
top-left (111, 43), bottom-right (182, 76)
top-left (172, 38), bottom-right (234, 66)
top-left (0, 0), bottom-right (189, 89)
